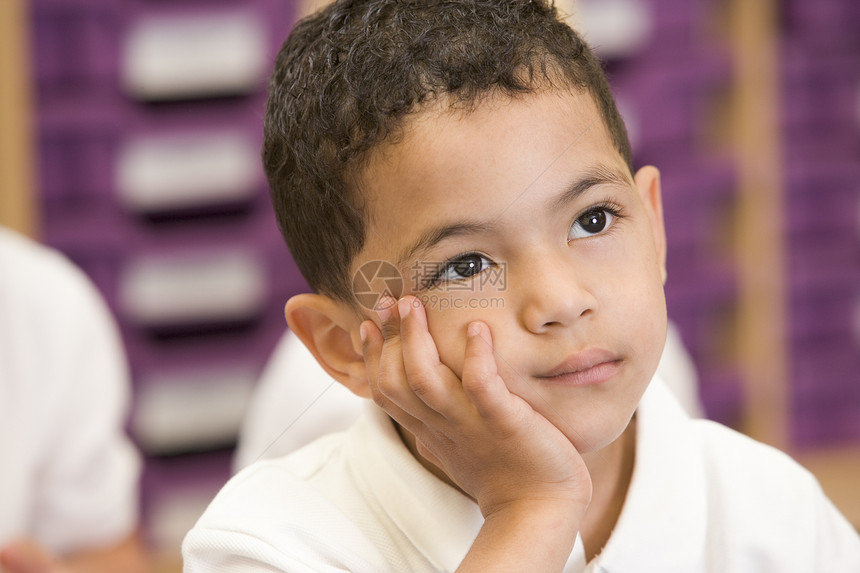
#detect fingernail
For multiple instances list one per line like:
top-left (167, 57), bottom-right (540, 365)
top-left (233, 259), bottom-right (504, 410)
top-left (376, 296), bottom-right (395, 322)
top-left (468, 322), bottom-right (481, 336)
top-left (397, 297), bottom-right (411, 319)
top-left (359, 322), bottom-right (368, 343)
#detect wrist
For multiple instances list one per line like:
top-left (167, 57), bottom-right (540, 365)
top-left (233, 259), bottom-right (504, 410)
top-left (457, 499), bottom-right (584, 573)
top-left (479, 482), bottom-right (591, 522)
top-left (484, 496), bottom-right (586, 532)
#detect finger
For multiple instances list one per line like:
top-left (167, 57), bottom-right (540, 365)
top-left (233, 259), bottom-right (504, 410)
top-left (376, 295), bottom-right (400, 341)
top-left (398, 296), bottom-right (462, 415)
top-left (360, 319), bottom-right (430, 436)
top-left (414, 435), bottom-right (447, 470)
top-left (365, 304), bottom-right (445, 427)
top-left (0, 539), bottom-right (55, 573)
top-left (461, 321), bottom-right (512, 421)
top-left (360, 318), bottom-right (404, 411)
top-left (360, 319), bottom-right (383, 398)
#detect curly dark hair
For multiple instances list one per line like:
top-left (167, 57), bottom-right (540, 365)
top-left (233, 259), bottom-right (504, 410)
top-left (263, 0), bottom-right (632, 305)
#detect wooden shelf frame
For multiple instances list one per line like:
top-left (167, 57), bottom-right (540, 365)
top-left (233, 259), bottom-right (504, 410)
top-left (726, 0), bottom-right (859, 529)
top-left (0, 0), bottom-right (38, 238)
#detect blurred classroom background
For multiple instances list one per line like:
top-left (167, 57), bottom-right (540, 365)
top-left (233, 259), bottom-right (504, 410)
top-left (1, 0), bottom-right (858, 570)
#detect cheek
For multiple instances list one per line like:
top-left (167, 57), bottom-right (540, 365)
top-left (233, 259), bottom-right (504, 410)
top-left (607, 247), bottom-right (667, 366)
top-left (423, 293), bottom-right (511, 378)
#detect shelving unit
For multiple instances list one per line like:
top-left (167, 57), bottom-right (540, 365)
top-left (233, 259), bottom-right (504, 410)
top-left (774, 0), bottom-right (860, 528)
top-left (24, 0), bottom-right (308, 564)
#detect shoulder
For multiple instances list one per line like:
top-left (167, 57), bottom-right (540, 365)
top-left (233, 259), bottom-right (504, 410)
top-left (0, 228), bottom-right (97, 307)
top-left (183, 433), bottom-right (391, 573)
top-left (199, 433), bottom-right (347, 521)
top-left (688, 419), bottom-right (829, 529)
top-left (690, 419), bottom-right (860, 568)
top-left (0, 227), bottom-right (127, 411)
top-left (628, 382), bottom-right (860, 569)
top-left (641, 379), bottom-right (818, 497)
top-left (659, 412), bottom-right (827, 530)
top-left (0, 227), bottom-right (118, 353)
top-left (691, 418), bottom-right (814, 487)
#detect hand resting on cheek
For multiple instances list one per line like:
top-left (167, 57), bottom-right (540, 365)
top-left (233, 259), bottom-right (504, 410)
top-left (359, 295), bottom-right (593, 521)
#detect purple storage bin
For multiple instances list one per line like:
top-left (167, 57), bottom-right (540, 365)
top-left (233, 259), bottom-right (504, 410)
top-left (612, 52), bottom-right (731, 149)
top-left (791, 364), bottom-right (860, 447)
top-left (782, 129), bottom-right (859, 165)
top-left (660, 159), bottom-right (738, 271)
top-left (787, 233), bottom-right (860, 293)
top-left (782, 0), bottom-right (860, 51)
top-left (32, 0), bottom-right (121, 101)
top-left (781, 49), bottom-right (860, 136)
top-left (697, 369), bottom-right (744, 428)
top-left (784, 161), bottom-right (860, 236)
top-left (123, 301), bottom-right (286, 378)
top-left (665, 277), bottom-right (738, 365)
top-left (139, 450), bottom-right (233, 549)
top-left (792, 336), bottom-right (859, 386)
top-left (38, 102), bottom-right (123, 206)
top-left (638, 0), bottom-right (707, 56)
top-left (789, 285), bottom-right (859, 342)
top-left (792, 408), bottom-right (860, 448)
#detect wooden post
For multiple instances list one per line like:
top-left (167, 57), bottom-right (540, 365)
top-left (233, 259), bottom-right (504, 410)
top-left (0, 0), bottom-right (38, 238)
top-left (728, 0), bottom-right (788, 449)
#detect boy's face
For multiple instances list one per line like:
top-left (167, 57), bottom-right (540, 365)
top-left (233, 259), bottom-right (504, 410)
top-left (352, 88), bottom-right (667, 454)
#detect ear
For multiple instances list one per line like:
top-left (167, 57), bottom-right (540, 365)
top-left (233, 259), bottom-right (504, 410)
top-left (634, 165), bottom-right (667, 284)
top-left (285, 293), bottom-right (371, 398)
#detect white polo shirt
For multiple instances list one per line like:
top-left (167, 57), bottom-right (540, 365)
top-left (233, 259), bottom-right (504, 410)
top-left (183, 378), bottom-right (860, 572)
top-left (0, 228), bottom-right (141, 555)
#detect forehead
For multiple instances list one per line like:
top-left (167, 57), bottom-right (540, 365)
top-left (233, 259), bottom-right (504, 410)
top-left (355, 88), bottom-right (627, 257)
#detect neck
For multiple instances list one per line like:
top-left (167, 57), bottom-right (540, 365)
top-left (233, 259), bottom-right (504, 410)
top-left (395, 415), bottom-right (637, 561)
top-left (578, 416), bottom-right (636, 560)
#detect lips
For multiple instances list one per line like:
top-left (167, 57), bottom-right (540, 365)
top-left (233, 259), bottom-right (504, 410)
top-left (536, 348), bottom-right (622, 386)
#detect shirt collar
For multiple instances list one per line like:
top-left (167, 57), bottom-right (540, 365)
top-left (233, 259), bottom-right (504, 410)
top-left (350, 377), bottom-right (707, 573)
top-left (351, 403), bottom-right (484, 572)
top-left (589, 377), bottom-right (708, 570)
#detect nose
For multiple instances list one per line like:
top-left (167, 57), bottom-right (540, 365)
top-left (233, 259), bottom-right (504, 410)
top-left (515, 250), bottom-right (598, 334)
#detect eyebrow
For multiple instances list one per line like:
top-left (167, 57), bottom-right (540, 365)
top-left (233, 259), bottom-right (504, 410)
top-left (396, 220), bottom-right (496, 268)
top-left (396, 164), bottom-right (632, 267)
top-left (549, 164), bottom-right (633, 212)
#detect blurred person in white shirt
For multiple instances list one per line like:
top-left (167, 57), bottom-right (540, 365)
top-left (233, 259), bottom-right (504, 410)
top-left (0, 226), bottom-right (148, 573)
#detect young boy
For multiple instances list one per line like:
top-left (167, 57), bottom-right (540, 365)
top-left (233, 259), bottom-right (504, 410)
top-left (183, 1), bottom-right (860, 571)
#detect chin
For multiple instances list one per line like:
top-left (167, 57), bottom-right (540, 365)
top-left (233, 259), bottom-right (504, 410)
top-left (563, 410), bottom-right (635, 455)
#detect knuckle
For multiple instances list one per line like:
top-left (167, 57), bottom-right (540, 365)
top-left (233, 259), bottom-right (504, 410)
top-left (380, 322), bottom-right (400, 341)
top-left (375, 374), bottom-right (398, 398)
top-left (407, 372), bottom-right (436, 399)
top-left (371, 392), bottom-right (387, 408)
top-left (462, 368), bottom-right (493, 394)
top-left (369, 383), bottom-right (388, 407)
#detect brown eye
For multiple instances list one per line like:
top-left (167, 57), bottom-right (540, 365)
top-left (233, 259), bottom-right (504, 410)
top-left (452, 254), bottom-right (484, 278)
top-left (430, 252), bottom-right (493, 286)
top-left (568, 208), bottom-right (616, 241)
top-left (579, 210), bottom-right (607, 233)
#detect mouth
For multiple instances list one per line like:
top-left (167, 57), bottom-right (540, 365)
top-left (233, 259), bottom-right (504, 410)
top-left (535, 348), bottom-right (622, 387)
